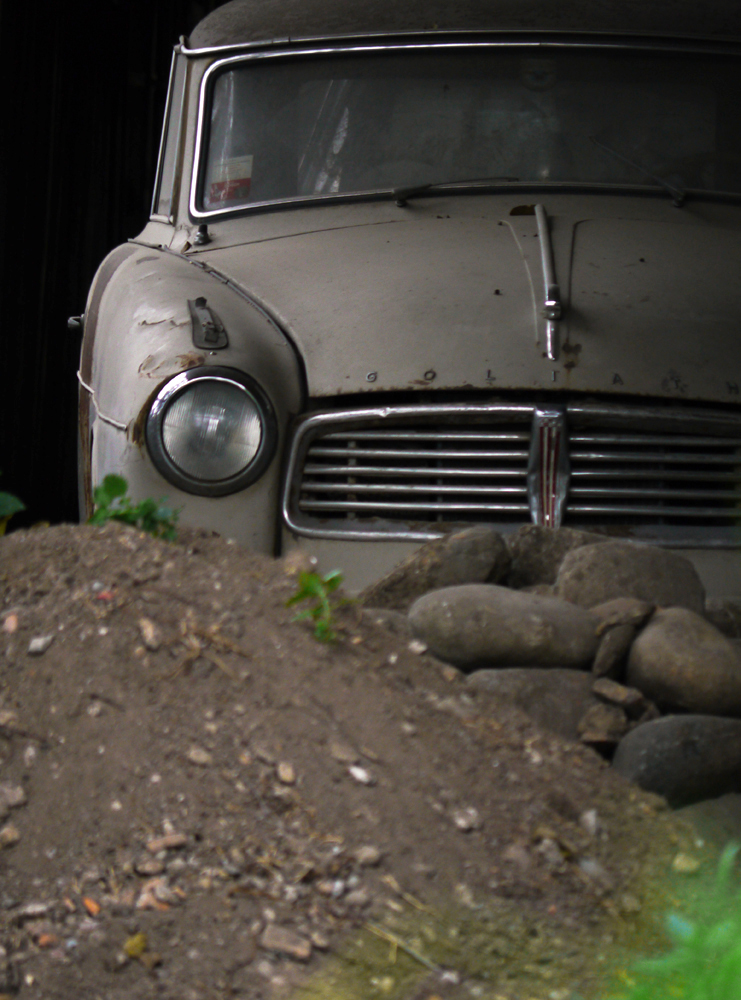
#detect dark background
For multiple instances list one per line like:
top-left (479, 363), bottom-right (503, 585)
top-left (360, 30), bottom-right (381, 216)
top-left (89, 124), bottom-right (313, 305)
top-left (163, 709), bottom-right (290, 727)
top-left (0, 0), bottom-right (221, 528)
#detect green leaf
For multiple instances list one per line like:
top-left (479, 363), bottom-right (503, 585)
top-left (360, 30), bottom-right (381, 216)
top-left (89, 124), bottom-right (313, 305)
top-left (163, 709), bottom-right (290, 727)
top-left (0, 492), bottom-right (25, 519)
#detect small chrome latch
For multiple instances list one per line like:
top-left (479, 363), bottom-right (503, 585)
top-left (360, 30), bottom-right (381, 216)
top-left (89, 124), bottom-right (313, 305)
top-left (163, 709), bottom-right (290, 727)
top-left (67, 315), bottom-right (84, 334)
top-left (188, 297), bottom-right (228, 350)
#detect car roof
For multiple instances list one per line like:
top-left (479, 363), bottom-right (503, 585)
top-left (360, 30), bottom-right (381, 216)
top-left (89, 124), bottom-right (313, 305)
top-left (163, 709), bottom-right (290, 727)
top-left (188, 0), bottom-right (741, 49)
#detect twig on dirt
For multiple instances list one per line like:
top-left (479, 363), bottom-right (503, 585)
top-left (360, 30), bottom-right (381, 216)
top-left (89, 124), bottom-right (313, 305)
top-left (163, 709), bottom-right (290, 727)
top-left (0, 724), bottom-right (50, 749)
top-left (365, 922), bottom-right (439, 972)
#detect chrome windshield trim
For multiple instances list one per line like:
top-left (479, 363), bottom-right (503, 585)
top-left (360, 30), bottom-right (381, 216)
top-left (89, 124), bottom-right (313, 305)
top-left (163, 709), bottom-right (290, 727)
top-left (189, 39), bottom-right (741, 220)
top-left (186, 40), bottom-right (741, 221)
top-left (180, 32), bottom-right (741, 59)
top-left (151, 50), bottom-right (177, 219)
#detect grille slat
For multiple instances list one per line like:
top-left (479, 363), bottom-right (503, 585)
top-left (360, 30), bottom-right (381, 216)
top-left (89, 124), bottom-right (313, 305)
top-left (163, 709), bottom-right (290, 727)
top-left (303, 463), bottom-right (528, 478)
top-left (300, 480), bottom-right (529, 495)
top-left (299, 499), bottom-right (531, 513)
top-left (308, 446), bottom-right (530, 461)
top-left (285, 402), bottom-right (741, 542)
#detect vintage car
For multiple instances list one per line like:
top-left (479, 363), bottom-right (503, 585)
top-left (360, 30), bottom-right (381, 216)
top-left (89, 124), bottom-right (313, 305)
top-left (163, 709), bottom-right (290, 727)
top-left (77, 0), bottom-right (741, 595)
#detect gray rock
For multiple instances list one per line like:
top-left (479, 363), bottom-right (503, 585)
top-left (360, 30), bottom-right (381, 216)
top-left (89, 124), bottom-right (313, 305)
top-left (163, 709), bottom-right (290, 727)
top-left (361, 607), bottom-right (413, 640)
top-left (556, 541), bottom-right (705, 613)
top-left (612, 715), bottom-right (741, 807)
top-left (592, 623), bottom-right (636, 679)
top-left (591, 677), bottom-right (652, 720)
top-left (410, 585), bottom-right (599, 670)
top-left (577, 702), bottom-right (629, 750)
top-left (591, 598), bottom-right (655, 632)
top-left (467, 668), bottom-right (597, 742)
top-left (506, 525), bottom-right (609, 589)
top-left (360, 526), bottom-right (511, 612)
top-left (704, 599), bottom-right (741, 639)
top-left (627, 608), bottom-right (741, 715)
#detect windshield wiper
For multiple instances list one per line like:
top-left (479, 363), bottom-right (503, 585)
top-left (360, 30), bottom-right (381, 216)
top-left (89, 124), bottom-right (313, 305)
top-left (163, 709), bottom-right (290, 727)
top-left (589, 136), bottom-right (686, 207)
top-left (393, 177), bottom-right (519, 207)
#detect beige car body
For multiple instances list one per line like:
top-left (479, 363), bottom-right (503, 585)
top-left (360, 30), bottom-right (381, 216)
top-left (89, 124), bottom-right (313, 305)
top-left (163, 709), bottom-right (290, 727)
top-left (78, 0), bottom-right (741, 595)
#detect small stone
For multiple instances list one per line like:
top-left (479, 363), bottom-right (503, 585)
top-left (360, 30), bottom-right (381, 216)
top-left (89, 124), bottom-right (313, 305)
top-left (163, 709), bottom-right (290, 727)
top-left (452, 807), bottom-right (482, 832)
top-left (277, 762), bottom-right (296, 785)
top-left (354, 845), bottom-right (382, 867)
top-left (591, 598), bottom-right (655, 633)
top-left (441, 665), bottom-right (460, 682)
top-left (28, 635), bottom-right (54, 656)
top-left (578, 857), bottom-right (613, 889)
top-left (0, 824), bottom-right (20, 848)
top-left (146, 833), bottom-right (187, 853)
top-left (123, 933), bottom-right (148, 959)
top-left (2, 614), bottom-right (18, 634)
top-left (344, 888), bottom-right (371, 908)
top-left (0, 784), bottom-right (26, 818)
top-left (579, 809), bottom-right (600, 837)
top-left (310, 931), bottom-right (330, 950)
top-left (578, 703), bottom-right (629, 748)
top-left (592, 678), bottom-right (648, 718)
top-left (672, 853), bottom-right (701, 875)
top-left (619, 893), bottom-right (642, 914)
top-left (252, 742), bottom-right (278, 764)
top-left (259, 924), bottom-right (312, 962)
top-left (453, 883), bottom-right (476, 908)
top-left (135, 858), bottom-right (165, 876)
top-left (186, 746), bottom-right (213, 767)
top-left (138, 618), bottom-right (161, 651)
top-left (408, 639), bottom-right (428, 655)
top-left (592, 624), bottom-right (637, 678)
top-left (329, 740), bottom-right (358, 764)
top-left (15, 902), bottom-right (50, 921)
top-left (348, 765), bottom-right (375, 785)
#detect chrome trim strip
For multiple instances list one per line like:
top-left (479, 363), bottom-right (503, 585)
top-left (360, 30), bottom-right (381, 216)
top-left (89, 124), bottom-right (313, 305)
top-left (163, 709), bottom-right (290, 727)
top-left (151, 51), bottom-right (177, 219)
top-left (299, 499), bottom-right (530, 513)
top-left (188, 38), bottom-right (741, 220)
top-left (180, 34), bottom-right (741, 59)
top-left (307, 446), bottom-right (530, 460)
top-left (527, 408), bottom-right (570, 528)
top-left (302, 463), bottom-right (528, 478)
top-left (534, 205), bottom-right (561, 361)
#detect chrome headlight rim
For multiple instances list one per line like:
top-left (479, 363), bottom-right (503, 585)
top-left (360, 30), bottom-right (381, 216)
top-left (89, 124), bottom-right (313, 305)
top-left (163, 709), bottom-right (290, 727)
top-left (145, 366), bottom-right (278, 497)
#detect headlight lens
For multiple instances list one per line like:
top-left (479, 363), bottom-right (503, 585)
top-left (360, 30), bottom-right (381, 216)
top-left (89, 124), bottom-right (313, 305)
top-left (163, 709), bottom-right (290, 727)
top-left (146, 367), bottom-right (277, 496)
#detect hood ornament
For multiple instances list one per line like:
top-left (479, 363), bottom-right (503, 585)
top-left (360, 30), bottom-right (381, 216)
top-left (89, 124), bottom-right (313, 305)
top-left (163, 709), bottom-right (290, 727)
top-left (528, 407), bottom-right (570, 528)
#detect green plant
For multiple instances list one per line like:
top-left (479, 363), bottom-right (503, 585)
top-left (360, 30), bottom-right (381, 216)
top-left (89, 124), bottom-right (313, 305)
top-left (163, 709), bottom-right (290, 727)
top-left (610, 844), bottom-right (741, 1000)
top-left (0, 472), bottom-right (25, 536)
top-left (88, 474), bottom-right (179, 541)
top-left (286, 569), bottom-right (344, 641)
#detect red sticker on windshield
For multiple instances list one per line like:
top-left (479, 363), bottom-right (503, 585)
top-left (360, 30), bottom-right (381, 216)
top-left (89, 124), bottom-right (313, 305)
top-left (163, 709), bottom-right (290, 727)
top-left (208, 155), bottom-right (253, 206)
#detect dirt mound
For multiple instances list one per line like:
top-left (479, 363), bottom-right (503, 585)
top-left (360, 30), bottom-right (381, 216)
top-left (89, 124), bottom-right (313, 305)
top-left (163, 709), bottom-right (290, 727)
top-left (0, 524), bottom-right (711, 1000)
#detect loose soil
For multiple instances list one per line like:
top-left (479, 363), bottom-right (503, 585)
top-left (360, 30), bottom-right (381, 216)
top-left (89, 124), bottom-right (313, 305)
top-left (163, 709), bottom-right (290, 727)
top-left (0, 523), bottom-right (721, 1000)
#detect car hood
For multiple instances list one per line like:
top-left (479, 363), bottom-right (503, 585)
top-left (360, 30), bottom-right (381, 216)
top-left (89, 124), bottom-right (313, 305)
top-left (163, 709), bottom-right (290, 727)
top-left (199, 197), bottom-right (741, 403)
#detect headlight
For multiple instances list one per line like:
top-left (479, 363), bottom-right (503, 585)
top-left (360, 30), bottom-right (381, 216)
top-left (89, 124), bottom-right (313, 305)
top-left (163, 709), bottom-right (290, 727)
top-left (145, 367), bottom-right (277, 496)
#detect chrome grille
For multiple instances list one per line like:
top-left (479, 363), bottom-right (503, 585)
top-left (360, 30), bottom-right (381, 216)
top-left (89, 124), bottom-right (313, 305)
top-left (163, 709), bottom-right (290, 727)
top-left (282, 402), bottom-right (741, 544)
top-left (565, 430), bottom-right (741, 526)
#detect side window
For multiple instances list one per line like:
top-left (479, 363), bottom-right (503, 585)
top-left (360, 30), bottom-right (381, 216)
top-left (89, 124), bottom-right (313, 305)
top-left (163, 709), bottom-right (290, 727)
top-left (152, 52), bottom-right (187, 220)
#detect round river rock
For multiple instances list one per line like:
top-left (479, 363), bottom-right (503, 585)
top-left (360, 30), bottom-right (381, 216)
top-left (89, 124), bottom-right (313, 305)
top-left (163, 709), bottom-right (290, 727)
top-left (409, 584), bottom-right (599, 670)
top-left (556, 541), bottom-right (705, 613)
top-left (627, 607), bottom-right (741, 715)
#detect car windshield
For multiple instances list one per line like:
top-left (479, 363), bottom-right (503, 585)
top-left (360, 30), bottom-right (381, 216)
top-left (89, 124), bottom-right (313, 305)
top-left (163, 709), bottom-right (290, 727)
top-left (199, 47), bottom-right (741, 211)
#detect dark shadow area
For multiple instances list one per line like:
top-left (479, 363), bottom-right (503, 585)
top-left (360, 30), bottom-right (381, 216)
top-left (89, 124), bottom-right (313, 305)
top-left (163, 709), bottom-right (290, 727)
top-left (0, 0), bottom-right (220, 528)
